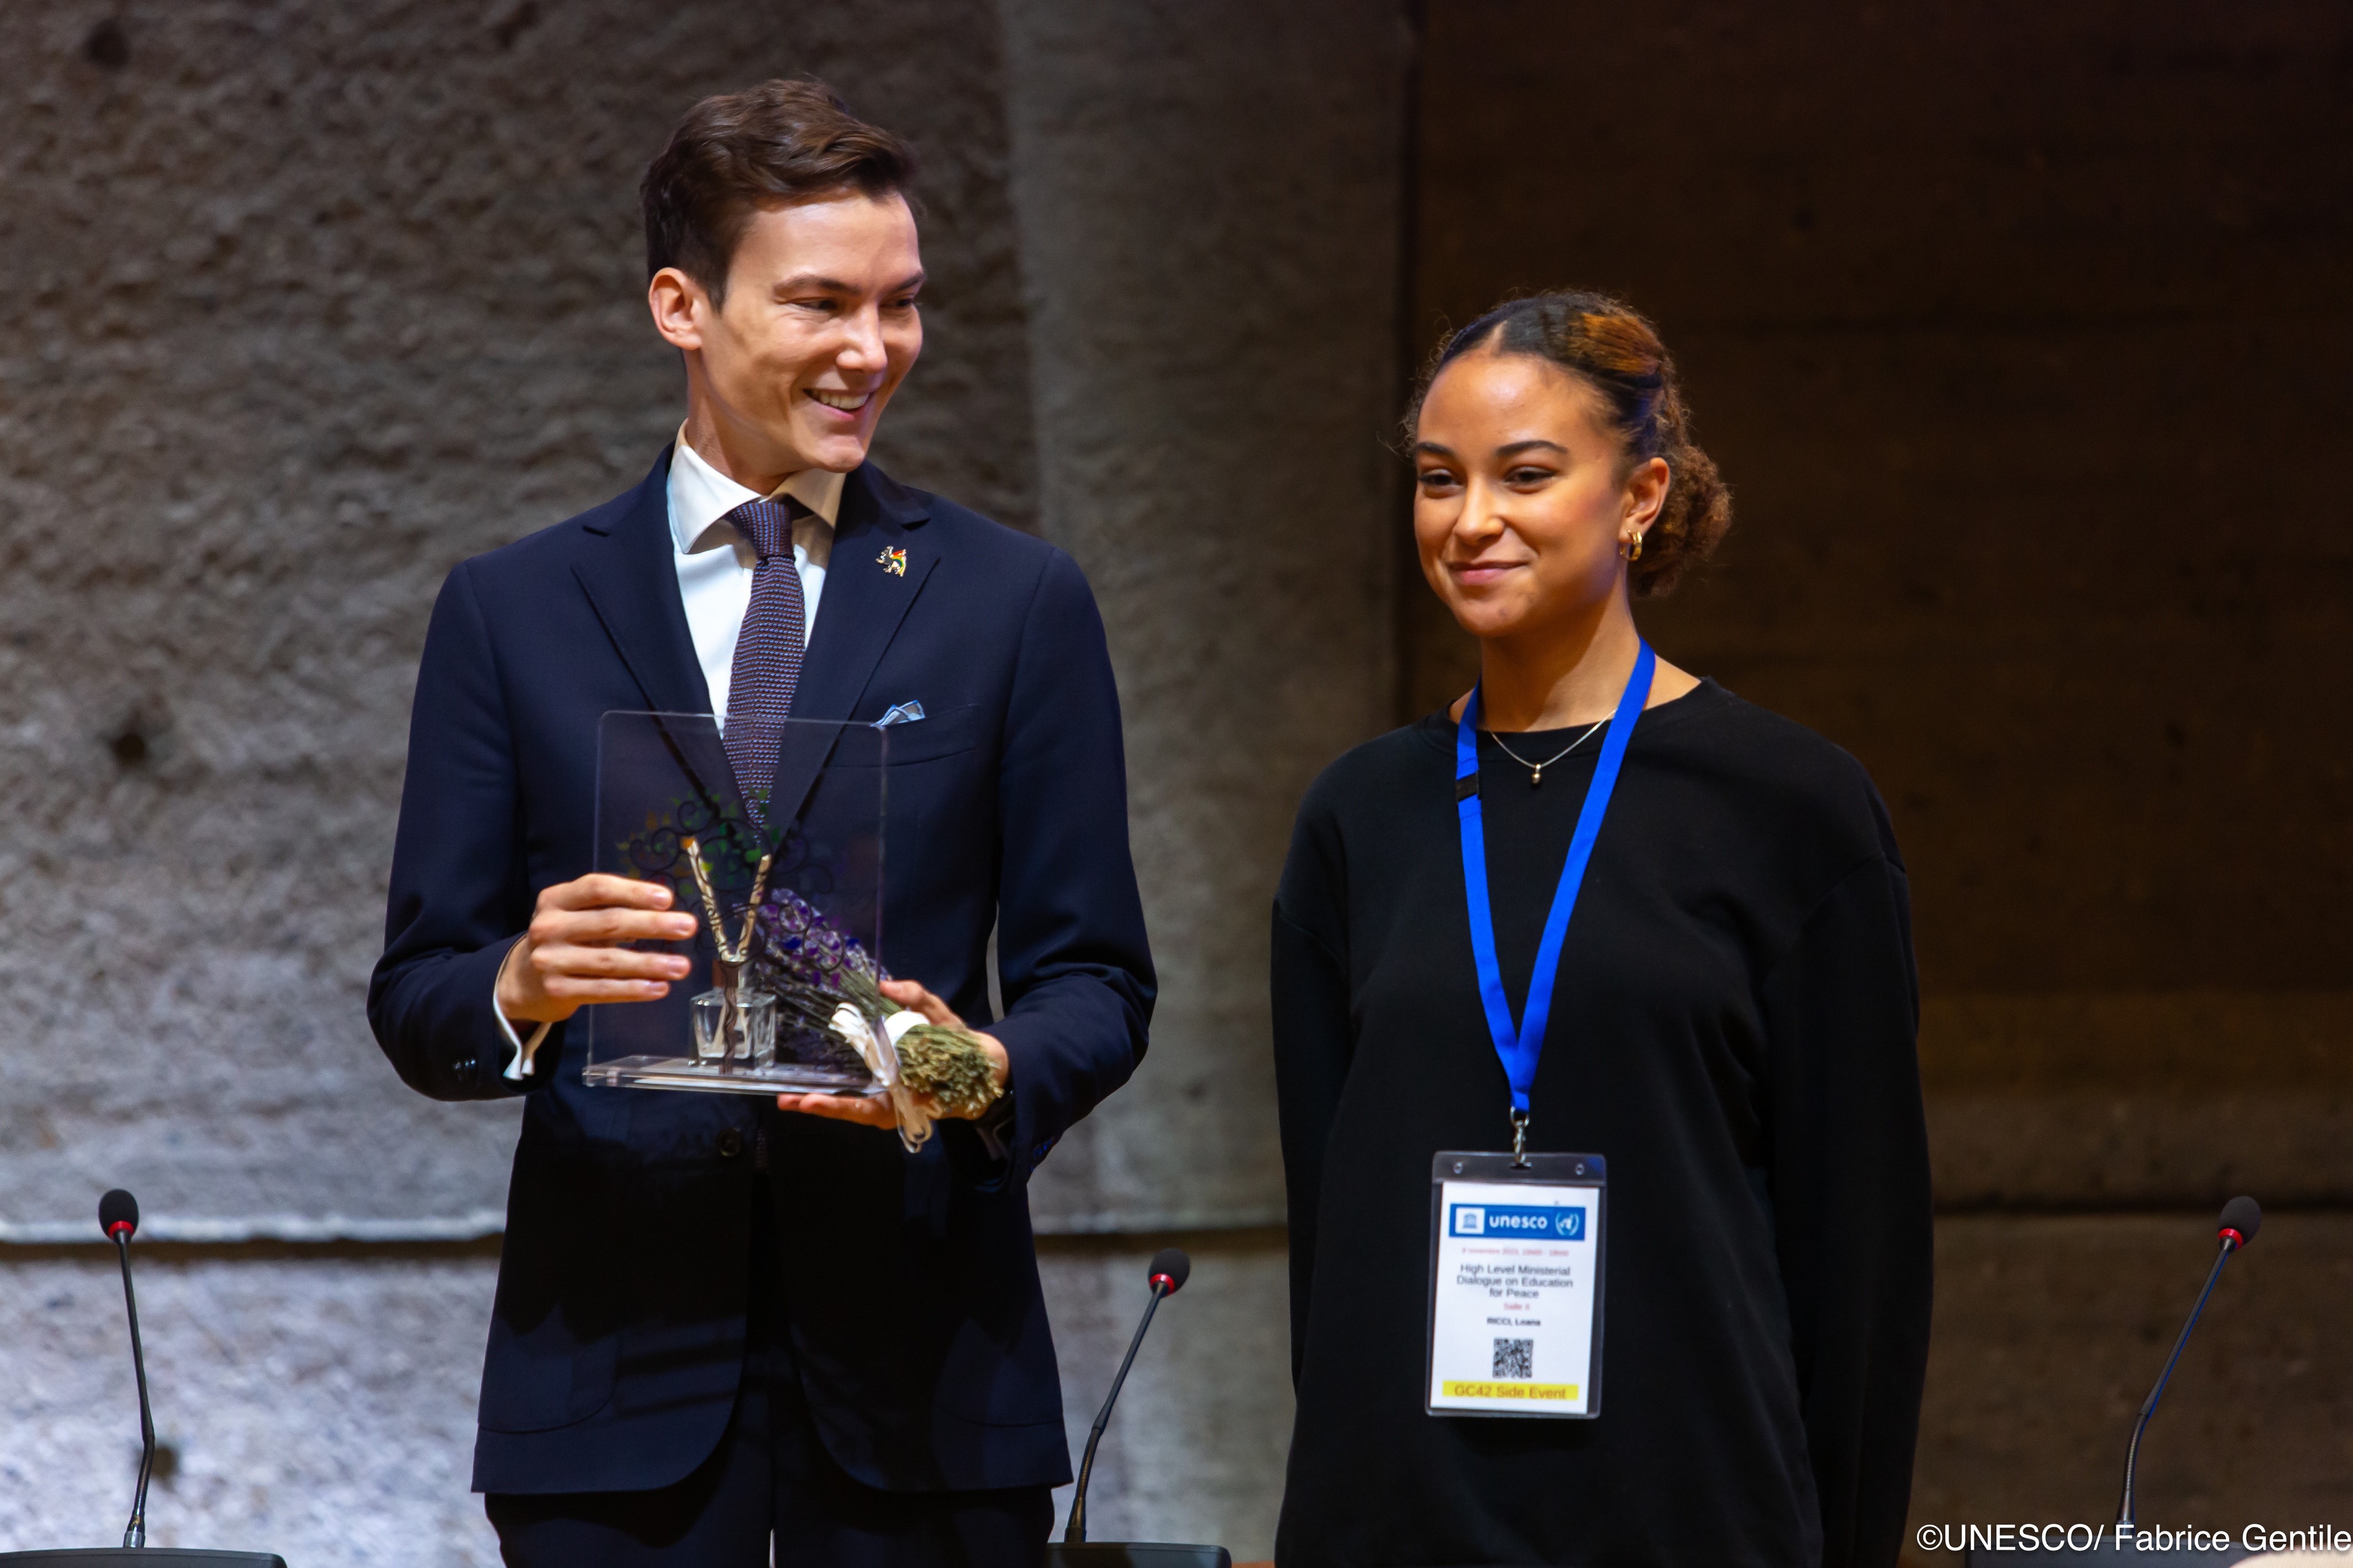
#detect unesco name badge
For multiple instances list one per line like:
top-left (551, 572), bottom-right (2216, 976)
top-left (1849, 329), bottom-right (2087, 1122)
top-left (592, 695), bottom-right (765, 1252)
top-left (1426, 1153), bottom-right (1606, 1419)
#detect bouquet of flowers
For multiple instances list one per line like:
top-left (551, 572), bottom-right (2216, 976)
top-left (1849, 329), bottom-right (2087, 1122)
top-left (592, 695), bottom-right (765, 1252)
top-left (747, 888), bottom-right (1005, 1148)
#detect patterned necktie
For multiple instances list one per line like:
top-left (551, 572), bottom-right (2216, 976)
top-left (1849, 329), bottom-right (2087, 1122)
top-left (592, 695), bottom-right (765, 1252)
top-left (721, 496), bottom-right (808, 832)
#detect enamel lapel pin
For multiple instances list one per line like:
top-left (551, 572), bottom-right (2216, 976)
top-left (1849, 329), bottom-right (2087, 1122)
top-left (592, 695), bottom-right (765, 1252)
top-left (876, 546), bottom-right (907, 577)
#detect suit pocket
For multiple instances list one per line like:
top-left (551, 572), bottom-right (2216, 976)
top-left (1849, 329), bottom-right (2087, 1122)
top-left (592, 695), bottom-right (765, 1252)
top-left (874, 703), bottom-right (982, 766)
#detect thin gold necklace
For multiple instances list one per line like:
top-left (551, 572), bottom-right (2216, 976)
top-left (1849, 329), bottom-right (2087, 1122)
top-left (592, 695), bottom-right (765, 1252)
top-left (1487, 719), bottom-right (1606, 787)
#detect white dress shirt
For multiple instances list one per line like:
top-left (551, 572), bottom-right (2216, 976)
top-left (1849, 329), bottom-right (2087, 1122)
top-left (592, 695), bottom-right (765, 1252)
top-left (666, 427), bottom-right (847, 720)
top-left (497, 431), bottom-right (850, 1075)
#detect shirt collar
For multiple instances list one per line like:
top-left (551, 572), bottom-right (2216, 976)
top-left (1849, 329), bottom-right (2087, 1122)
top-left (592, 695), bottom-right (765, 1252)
top-left (668, 426), bottom-right (848, 554)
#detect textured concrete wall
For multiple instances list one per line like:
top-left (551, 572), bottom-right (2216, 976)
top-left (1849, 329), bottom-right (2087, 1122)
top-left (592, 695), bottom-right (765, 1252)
top-left (2, 1246), bottom-right (500, 1563)
top-left (1004, 4), bottom-right (1406, 1547)
top-left (0, 0), bottom-right (1035, 1239)
top-left (18, 0), bottom-right (2341, 1560)
top-left (24, 0), bottom-right (2336, 1557)
top-left (1, 1), bottom-right (1405, 1560)
top-left (1410, 0), bottom-right (2353, 1551)
top-left (1003, 0), bottom-right (1409, 1235)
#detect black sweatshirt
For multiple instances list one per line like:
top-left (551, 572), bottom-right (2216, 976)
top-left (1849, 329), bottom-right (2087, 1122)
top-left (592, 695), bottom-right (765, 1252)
top-left (1271, 679), bottom-right (1931, 1568)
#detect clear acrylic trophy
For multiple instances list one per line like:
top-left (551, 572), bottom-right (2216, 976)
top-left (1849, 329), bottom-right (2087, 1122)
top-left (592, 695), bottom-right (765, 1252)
top-left (581, 711), bottom-right (904, 1106)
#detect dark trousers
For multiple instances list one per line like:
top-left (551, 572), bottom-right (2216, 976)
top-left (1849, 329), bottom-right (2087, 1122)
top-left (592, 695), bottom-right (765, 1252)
top-left (487, 1164), bottom-right (1054, 1568)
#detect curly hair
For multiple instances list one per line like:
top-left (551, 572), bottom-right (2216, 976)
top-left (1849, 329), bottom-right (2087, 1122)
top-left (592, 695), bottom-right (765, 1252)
top-left (1408, 291), bottom-right (1731, 597)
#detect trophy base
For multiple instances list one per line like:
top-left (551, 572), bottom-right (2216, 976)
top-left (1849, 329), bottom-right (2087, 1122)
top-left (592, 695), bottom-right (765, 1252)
top-left (583, 1055), bottom-right (887, 1097)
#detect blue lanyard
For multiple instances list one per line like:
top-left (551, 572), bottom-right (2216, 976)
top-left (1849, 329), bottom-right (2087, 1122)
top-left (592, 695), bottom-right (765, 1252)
top-left (1455, 642), bottom-right (1654, 1121)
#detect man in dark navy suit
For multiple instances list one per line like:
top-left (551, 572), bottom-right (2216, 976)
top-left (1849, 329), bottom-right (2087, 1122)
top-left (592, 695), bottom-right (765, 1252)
top-left (368, 79), bottom-right (1154, 1566)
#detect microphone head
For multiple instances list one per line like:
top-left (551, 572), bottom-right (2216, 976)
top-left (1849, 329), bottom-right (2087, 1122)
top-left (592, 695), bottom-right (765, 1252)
top-left (1147, 1246), bottom-right (1191, 1295)
top-left (99, 1189), bottom-right (139, 1241)
top-left (2219, 1195), bottom-right (2263, 1248)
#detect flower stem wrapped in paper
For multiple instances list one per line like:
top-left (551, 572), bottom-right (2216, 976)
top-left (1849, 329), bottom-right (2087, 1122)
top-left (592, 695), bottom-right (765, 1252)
top-left (747, 888), bottom-right (1005, 1150)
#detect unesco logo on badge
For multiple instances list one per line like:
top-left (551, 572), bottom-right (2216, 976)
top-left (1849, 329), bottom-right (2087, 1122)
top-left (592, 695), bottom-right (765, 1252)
top-left (1451, 1204), bottom-right (1584, 1240)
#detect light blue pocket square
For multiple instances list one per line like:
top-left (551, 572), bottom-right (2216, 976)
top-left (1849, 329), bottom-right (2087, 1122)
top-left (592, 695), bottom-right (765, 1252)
top-left (875, 700), bottom-right (927, 727)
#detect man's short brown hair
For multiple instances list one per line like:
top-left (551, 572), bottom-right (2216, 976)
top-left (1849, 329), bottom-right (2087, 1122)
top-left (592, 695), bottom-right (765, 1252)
top-left (641, 78), bottom-right (916, 304)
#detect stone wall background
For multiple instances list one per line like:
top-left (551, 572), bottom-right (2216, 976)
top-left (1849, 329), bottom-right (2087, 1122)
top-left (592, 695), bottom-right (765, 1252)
top-left (0, 0), bottom-right (1042, 1243)
top-left (0, 0), bottom-right (1401, 1559)
top-left (7, 1), bottom-right (2348, 1563)
top-left (999, 0), bottom-right (1408, 1231)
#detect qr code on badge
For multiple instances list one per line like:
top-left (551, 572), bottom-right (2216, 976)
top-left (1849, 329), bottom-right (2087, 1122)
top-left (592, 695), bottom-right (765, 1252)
top-left (1492, 1337), bottom-right (1534, 1379)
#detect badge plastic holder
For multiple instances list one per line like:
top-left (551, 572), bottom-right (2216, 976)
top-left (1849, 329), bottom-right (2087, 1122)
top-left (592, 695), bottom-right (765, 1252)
top-left (1426, 1150), bottom-right (1607, 1419)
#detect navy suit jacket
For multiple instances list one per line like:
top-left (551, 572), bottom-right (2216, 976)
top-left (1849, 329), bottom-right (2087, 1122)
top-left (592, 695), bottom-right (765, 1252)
top-left (368, 448), bottom-right (1154, 1496)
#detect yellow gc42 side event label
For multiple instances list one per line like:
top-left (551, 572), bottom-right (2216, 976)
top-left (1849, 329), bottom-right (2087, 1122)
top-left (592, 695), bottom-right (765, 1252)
top-left (1441, 1381), bottom-right (1577, 1401)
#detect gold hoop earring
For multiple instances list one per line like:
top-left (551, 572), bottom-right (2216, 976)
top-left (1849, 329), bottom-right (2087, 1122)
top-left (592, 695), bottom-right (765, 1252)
top-left (1627, 532), bottom-right (1644, 562)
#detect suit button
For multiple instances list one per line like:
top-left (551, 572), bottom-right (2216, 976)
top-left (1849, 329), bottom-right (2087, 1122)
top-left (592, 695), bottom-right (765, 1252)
top-left (717, 1129), bottom-right (745, 1158)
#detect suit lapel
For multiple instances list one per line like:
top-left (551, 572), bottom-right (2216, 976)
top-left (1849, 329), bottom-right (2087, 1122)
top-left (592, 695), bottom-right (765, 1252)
top-left (570, 446), bottom-right (712, 717)
top-left (769, 462), bottom-right (936, 828)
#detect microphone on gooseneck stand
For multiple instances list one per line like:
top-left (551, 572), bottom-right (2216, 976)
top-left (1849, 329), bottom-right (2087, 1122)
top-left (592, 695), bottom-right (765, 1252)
top-left (1047, 1249), bottom-right (1230, 1568)
top-left (1065, 1248), bottom-right (1189, 1547)
top-left (101, 1189), bottom-right (157, 1551)
top-left (2115, 1195), bottom-right (2263, 1535)
top-left (0, 1191), bottom-right (286, 1565)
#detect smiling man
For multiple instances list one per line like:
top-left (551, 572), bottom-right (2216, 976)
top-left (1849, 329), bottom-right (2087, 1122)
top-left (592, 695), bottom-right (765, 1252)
top-left (368, 81), bottom-right (1154, 1567)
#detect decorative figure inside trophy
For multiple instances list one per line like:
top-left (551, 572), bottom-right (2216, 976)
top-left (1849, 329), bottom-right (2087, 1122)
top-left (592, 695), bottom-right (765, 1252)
top-left (682, 835), bottom-right (777, 1069)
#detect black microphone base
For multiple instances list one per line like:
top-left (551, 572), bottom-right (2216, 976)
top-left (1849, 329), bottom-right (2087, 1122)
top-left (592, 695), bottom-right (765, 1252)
top-left (1048, 1543), bottom-right (1232, 1568)
top-left (0, 1551), bottom-right (286, 1566)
